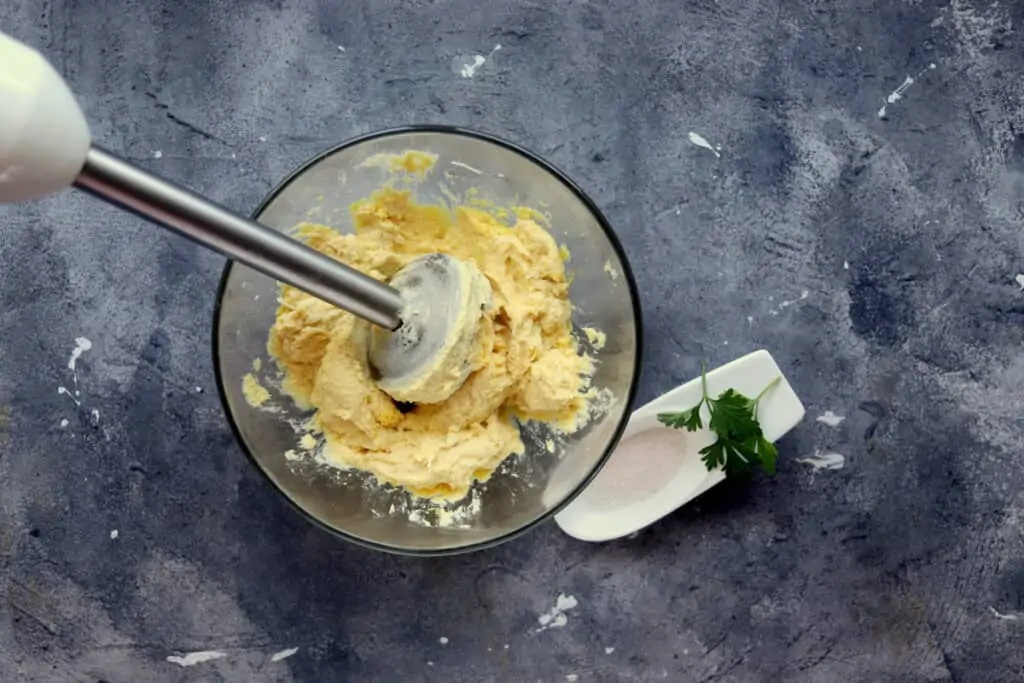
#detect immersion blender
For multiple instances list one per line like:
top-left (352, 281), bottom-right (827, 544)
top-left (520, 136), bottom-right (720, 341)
top-left (0, 32), bottom-right (489, 401)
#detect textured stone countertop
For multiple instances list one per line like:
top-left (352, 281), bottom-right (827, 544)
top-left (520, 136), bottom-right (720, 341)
top-left (2, 1), bottom-right (1023, 681)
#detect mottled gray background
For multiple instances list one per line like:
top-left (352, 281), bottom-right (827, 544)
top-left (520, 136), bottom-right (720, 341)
top-left (2, 0), bottom-right (1023, 681)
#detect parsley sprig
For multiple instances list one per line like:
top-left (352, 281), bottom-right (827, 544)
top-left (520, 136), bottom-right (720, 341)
top-left (657, 365), bottom-right (781, 477)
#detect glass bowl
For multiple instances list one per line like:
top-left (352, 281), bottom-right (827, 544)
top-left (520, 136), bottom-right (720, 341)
top-left (213, 126), bottom-right (642, 555)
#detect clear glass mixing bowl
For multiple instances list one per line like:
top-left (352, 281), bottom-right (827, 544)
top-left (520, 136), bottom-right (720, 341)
top-left (213, 126), bottom-right (642, 555)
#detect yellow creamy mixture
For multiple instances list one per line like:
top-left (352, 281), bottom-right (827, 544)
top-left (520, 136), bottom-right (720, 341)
top-left (267, 186), bottom-right (591, 499)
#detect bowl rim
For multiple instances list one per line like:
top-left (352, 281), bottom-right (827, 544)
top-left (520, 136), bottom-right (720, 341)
top-left (211, 124), bottom-right (645, 556)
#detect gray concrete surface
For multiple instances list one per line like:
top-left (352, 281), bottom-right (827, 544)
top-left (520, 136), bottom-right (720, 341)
top-left (2, 0), bottom-right (1024, 681)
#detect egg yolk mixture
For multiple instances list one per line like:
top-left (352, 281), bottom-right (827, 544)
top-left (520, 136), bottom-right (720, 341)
top-left (267, 187), bottom-right (593, 500)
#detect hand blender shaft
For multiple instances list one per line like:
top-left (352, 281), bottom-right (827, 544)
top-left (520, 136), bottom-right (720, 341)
top-left (74, 146), bottom-right (403, 329)
top-left (0, 32), bottom-right (403, 330)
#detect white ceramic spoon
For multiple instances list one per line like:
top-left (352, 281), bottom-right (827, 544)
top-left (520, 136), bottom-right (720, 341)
top-left (555, 349), bottom-right (806, 542)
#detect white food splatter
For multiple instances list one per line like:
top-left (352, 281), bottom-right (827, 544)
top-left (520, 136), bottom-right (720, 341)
top-left (770, 290), bottom-right (810, 315)
top-left (166, 651), bottom-right (227, 667)
top-left (461, 55), bottom-right (485, 76)
top-left (67, 337), bottom-right (93, 384)
top-left (537, 593), bottom-right (578, 632)
top-left (450, 160), bottom-right (483, 175)
top-left (605, 646), bottom-right (616, 654)
top-left (153, 150), bottom-right (163, 159)
top-left (843, 260), bottom-right (850, 270)
top-left (270, 647), bottom-right (299, 662)
top-left (989, 606), bottom-right (1023, 621)
top-left (778, 290), bottom-right (809, 310)
top-left (337, 45), bottom-right (346, 52)
top-left (90, 409), bottom-right (100, 425)
top-left (797, 452), bottom-right (846, 471)
top-left (1014, 274), bottom-right (1024, 290)
top-left (60, 418), bottom-right (69, 428)
top-left (458, 44), bottom-right (501, 78)
top-left (566, 675), bottom-right (579, 682)
top-left (815, 410), bottom-right (845, 427)
top-left (877, 63), bottom-right (937, 119)
top-left (884, 75), bottom-right (914, 103)
top-left (57, 386), bottom-right (80, 407)
top-left (439, 636), bottom-right (449, 645)
top-left (109, 529), bottom-right (118, 540)
top-left (687, 131), bottom-right (721, 158)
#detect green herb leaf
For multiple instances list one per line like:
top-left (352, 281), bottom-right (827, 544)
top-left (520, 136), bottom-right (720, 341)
top-left (708, 390), bottom-right (760, 443)
top-left (699, 440), bottom-right (727, 471)
top-left (658, 365), bottom-right (782, 477)
top-left (657, 406), bottom-right (703, 432)
top-left (757, 437), bottom-right (778, 476)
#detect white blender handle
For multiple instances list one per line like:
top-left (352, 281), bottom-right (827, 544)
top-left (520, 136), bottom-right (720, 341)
top-left (0, 32), bottom-right (91, 203)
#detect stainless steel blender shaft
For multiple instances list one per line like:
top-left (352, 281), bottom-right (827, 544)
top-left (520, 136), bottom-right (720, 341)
top-left (73, 146), bottom-right (404, 330)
